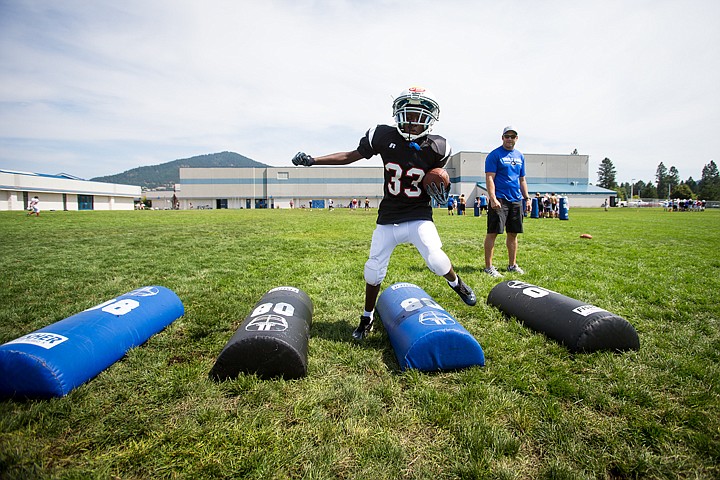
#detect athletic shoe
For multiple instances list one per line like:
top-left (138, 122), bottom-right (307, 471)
top-left (484, 266), bottom-right (503, 278)
top-left (449, 275), bottom-right (477, 306)
top-left (352, 315), bottom-right (373, 340)
top-left (507, 264), bottom-right (525, 274)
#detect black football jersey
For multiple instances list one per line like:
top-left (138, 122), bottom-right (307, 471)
top-left (357, 125), bottom-right (451, 225)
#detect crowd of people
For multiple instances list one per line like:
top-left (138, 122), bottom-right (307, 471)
top-left (666, 199), bottom-right (707, 212)
top-left (535, 192), bottom-right (561, 218)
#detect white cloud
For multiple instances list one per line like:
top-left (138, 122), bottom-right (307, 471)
top-left (1, 0), bottom-right (718, 183)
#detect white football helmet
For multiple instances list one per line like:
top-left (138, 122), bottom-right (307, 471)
top-left (392, 86), bottom-right (440, 141)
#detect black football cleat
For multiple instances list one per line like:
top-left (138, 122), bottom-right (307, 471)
top-left (449, 275), bottom-right (477, 306)
top-left (352, 315), bottom-right (374, 340)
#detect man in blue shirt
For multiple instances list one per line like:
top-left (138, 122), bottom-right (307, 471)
top-left (479, 193), bottom-right (488, 215)
top-left (483, 126), bottom-right (531, 278)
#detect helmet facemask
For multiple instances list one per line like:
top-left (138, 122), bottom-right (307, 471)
top-left (392, 88), bottom-right (440, 142)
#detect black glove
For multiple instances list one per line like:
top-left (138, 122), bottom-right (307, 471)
top-left (292, 152), bottom-right (315, 166)
top-left (426, 182), bottom-right (449, 206)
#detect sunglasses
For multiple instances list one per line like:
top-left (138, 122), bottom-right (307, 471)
top-left (503, 134), bottom-right (517, 139)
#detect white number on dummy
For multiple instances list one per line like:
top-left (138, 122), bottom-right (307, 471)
top-left (251, 302), bottom-right (295, 317)
top-left (400, 297), bottom-right (442, 312)
top-left (522, 287), bottom-right (550, 299)
top-left (101, 299), bottom-right (141, 315)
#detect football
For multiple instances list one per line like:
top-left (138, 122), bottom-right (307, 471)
top-left (580, 233), bottom-right (593, 239)
top-left (422, 168), bottom-right (450, 190)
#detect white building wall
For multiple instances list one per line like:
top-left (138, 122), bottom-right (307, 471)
top-left (170, 152), bottom-right (611, 210)
top-left (445, 151), bottom-right (612, 207)
top-left (267, 166), bottom-right (383, 208)
top-left (0, 171), bottom-right (140, 211)
top-left (177, 166), bottom-right (385, 209)
top-left (1, 190), bottom-right (19, 211)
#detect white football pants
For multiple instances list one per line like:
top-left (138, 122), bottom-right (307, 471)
top-left (364, 220), bottom-right (452, 286)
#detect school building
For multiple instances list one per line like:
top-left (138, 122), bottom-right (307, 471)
top-left (170, 152), bottom-right (615, 209)
top-left (0, 169), bottom-right (140, 211)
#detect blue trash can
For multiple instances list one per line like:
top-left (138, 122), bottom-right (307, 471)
top-left (531, 197), bottom-right (539, 218)
top-left (559, 196), bottom-right (569, 220)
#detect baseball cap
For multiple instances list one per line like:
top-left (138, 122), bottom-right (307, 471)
top-left (503, 126), bottom-right (518, 135)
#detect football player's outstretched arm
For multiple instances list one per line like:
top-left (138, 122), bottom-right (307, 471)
top-left (314, 150), bottom-right (364, 165)
top-left (292, 150), bottom-right (363, 166)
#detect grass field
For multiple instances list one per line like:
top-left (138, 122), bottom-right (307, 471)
top-left (1, 207), bottom-right (719, 479)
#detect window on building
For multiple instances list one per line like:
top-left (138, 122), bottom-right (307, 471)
top-left (277, 172), bottom-right (289, 180)
top-left (78, 195), bottom-right (94, 210)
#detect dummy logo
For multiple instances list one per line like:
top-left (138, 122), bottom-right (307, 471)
top-left (246, 314), bottom-right (288, 332)
top-left (5, 332), bottom-right (69, 349)
top-left (128, 286), bottom-right (160, 297)
top-left (419, 311), bottom-right (456, 326)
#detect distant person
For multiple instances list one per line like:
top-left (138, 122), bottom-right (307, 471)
top-left (364, 197), bottom-right (370, 210)
top-left (291, 86), bottom-right (477, 340)
top-left (447, 195), bottom-right (455, 215)
top-left (479, 193), bottom-right (488, 216)
top-left (458, 194), bottom-right (466, 216)
top-left (27, 196), bottom-right (40, 216)
top-left (483, 126), bottom-right (531, 278)
top-left (542, 194), bottom-right (551, 218)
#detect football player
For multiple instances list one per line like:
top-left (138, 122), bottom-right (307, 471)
top-left (292, 86), bottom-right (477, 340)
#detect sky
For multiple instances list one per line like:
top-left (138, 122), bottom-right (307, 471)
top-left (1, 0), bottom-right (718, 184)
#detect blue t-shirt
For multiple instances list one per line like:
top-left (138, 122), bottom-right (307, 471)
top-left (485, 146), bottom-right (526, 202)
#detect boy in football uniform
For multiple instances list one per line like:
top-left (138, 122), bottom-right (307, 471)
top-left (292, 86), bottom-right (476, 339)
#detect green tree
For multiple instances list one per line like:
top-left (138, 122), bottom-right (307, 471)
top-left (618, 182), bottom-right (629, 200)
top-left (613, 186), bottom-right (625, 201)
top-left (684, 177), bottom-right (698, 195)
top-left (698, 160), bottom-right (720, 200)
top-left (667, 166), bottom-right (680, 197)
top-left (597, 158), bottom-right (617, 189)
top-left (629, 180), bottom-right (646, 199)
top-left (656, 162), bottom-right (669, 198)
top-left (640, 180), bottom-right (657, 199)
top-left (673, 183), bottom-right (693, 199)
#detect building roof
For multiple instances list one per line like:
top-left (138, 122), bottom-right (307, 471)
top-left (0, 168), bottom-right (86, 180)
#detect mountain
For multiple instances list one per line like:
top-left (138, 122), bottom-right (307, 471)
top-left (90, 151), bottom-right (268, 190)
